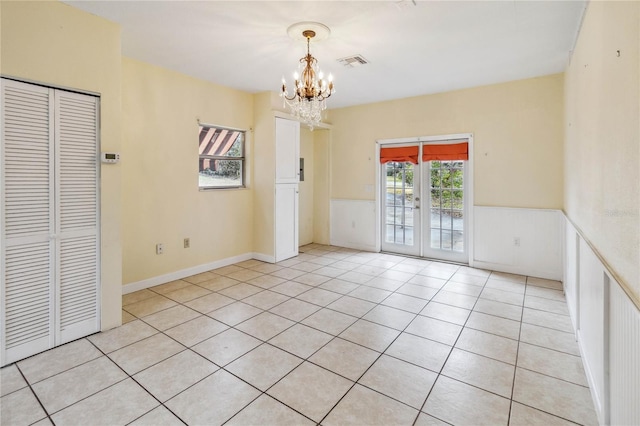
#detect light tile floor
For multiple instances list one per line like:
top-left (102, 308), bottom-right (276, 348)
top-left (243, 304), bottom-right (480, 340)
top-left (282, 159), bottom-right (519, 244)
top-left (1, 244), bottom-right (599, 426)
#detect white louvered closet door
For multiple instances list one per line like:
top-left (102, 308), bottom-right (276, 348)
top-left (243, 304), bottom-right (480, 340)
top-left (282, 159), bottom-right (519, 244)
top-left (1, 80), bottom-right (56, 365)
top-left (1, 78), bottom-right (99, 366)
top-left (55, 90), bottom-right (100, 345)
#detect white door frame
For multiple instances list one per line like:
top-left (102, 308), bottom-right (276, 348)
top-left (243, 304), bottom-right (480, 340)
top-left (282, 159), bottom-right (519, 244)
top-left (375, 133), bottom-right (474, 265)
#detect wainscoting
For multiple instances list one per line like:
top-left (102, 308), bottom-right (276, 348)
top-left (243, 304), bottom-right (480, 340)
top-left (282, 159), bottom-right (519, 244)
top-left (473, 207), bottom-right (563, 280)
top-left (330, 200), bottom-right (563, 281)
top-left (329, 199), bottom-right (377, 252)
top-left (564, 218), bottom-right (640, 425)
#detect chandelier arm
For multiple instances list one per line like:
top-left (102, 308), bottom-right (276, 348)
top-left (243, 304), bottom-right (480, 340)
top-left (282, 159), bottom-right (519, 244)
top-left (316, 92), bottom-right (332, 101)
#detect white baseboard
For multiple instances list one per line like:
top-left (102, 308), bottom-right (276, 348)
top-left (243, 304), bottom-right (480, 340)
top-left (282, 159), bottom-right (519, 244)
top-left (471, 260), bottom-right (561, 281)
top-left (329, 240), bottom-right (378, 253)
top-left (252, 252), bottom-right (275, 263)
top-left (122, 252), bottom-right (253, 294)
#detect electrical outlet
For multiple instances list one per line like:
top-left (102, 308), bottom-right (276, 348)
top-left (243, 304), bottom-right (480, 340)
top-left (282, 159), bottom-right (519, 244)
top-left (156, 243), bottom-right (164, 255)
top-left (514, 237), bottom-right (521, 247)
top-left (184, 238), bottom-right (190, 249)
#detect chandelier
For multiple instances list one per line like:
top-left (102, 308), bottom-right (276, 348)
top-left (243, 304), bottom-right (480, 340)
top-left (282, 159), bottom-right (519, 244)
top-left (281, 24), bottom-right (334, 130)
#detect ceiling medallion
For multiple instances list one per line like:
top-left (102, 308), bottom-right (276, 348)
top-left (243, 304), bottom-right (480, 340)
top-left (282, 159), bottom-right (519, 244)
top-left (281, 22), bottom-right (334, 130)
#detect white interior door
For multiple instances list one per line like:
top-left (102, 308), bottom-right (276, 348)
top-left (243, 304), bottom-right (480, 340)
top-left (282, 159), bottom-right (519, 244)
top-left (381, 156), bottom-right (421, 256)
top-left (275, 183), bottom-right (299, 262)
top-left (274, 117), bottom-right (300, 261)
top-left (275, 118), bottom-right (300, 184)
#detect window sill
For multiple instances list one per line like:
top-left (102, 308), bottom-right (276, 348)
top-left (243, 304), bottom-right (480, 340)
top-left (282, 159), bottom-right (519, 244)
top-left (199, 186), bottom-right (248, 191)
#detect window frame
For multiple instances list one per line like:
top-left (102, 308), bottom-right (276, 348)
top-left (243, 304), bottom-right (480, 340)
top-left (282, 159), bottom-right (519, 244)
top-left (198, 123), bottom-right (246, 190)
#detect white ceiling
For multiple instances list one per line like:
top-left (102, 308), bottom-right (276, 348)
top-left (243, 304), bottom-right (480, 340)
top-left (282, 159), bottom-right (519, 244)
top-left (63, 0), bottom-right (586, 109)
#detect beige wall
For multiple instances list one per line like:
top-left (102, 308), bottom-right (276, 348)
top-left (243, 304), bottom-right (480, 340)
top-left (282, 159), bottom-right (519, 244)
top-left (252, 92), bottom-right (277, 258)
top-left (1, 0), bottom-right (123, 330)
top-left (299, 127), bottom-right (314, 246)
top-left (121, 58), bottom-right (254, 284)
top-left (564, 1), bottom-right (639, 301)
top-left (313, 130), bottom-right (331, 244)
top-left (328, 74), bottom-right (565, 209)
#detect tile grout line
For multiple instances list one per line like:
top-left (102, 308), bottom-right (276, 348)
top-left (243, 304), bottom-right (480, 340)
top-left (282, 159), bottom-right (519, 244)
top-left (109, 247), bottom-right (577, 425)
top-left (99, 297), bottom-right (250, 425)
top-left (83, 338), bottom-right (190, 426)
top-left (14, 362), bottom-right (55, 426)
top-left (318, 264), bottom-right (466, 425)
top-left (3, 337), bottom-right (120, 421)
top-left (414, 268), bottom-right (491, 423)
top-left (507, 278), bottom-right (587, 425)
top-left (134, 276), bottom-right (340, 425)
top-left (219, 256), bottom-right (510, 423)
top-left (506, 275), bottom-right (527, 426)
top-left (134, 258), bottom-right (582, 423)
top-left (212, 255), bottom-right (372, 424)
top-left (220, 256), bottom-right (426, 423)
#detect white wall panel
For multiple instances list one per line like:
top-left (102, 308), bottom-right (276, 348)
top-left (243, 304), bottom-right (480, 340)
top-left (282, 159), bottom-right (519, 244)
top-left (565, 214), bottom-right (640, 426)
top-left (330, 199), bottom-right (377, 251)
top-left (577, 237), bottom-right (607, 421)
top-left (473, 207), bottom-right (562, 280)
top-left (609, 282), bottom-right (640, 426)
top-left (564, 219), bottom-right (579, 332)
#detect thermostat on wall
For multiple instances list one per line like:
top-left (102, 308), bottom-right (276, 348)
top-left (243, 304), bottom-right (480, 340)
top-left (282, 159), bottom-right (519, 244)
top-left (101, 152), bottom-right (120, 164)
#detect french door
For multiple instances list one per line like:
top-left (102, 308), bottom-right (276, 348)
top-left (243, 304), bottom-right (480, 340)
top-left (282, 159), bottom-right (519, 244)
top-left (380, 138), bottom-right (470, 263)
top-left (381, 159), bottom-right (420, 256)
top-left (423, 158), bottom-right (468, 262)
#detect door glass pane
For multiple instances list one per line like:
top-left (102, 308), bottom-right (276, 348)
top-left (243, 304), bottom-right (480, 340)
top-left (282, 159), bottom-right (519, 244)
top-left (384, 161), bottom-right (415, 246)
top-left (429, 160), bottom-right (464, 253)
top-left (441, 229), bottom-right (453, 250)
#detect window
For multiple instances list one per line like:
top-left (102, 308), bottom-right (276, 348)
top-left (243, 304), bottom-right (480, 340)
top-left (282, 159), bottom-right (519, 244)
top-left (198, 124), bottom-right (245, 189)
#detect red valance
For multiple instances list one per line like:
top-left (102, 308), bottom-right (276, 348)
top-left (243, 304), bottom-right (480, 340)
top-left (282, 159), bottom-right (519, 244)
top-left (380, 146), bottom-right (419, 164)
top-left (422, 142), bottom-right (468, 161)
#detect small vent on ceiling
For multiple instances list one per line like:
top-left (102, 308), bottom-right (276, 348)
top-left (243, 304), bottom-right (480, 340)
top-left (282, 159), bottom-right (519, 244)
top-left (337, 55), bottom-right (369, 68)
